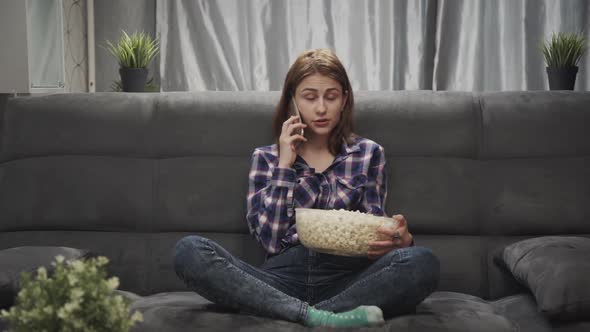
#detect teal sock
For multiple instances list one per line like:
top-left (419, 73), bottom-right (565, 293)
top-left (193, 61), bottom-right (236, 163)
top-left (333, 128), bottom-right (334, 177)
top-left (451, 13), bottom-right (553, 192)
top-left (305, 305), bottom-right (384, 328)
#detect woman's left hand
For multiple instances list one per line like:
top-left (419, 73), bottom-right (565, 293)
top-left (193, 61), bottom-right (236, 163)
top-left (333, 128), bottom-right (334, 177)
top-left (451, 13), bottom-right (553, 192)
top-left (367, 214), bottom-right (413, 260)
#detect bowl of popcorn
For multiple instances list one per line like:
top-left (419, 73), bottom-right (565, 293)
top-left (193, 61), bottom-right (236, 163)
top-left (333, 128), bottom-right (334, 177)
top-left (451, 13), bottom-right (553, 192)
top-left (295, 208), bottom-right (397, 257)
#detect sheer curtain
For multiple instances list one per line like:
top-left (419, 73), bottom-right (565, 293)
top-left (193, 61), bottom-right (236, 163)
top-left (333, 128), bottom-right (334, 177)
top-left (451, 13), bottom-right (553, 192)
top-left (157, 0), bottom-right (590, 91)
top-left (434, 0), bottom-right (589, 91)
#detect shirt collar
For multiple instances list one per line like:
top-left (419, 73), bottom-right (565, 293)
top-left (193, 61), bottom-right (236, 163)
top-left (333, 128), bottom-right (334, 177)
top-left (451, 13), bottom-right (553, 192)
top-left (290, 135), bottom-right (361, 173)
top-left (329, 135), bottom-right (361, 166)
top-left (341, 135), bottom-right (361, 156)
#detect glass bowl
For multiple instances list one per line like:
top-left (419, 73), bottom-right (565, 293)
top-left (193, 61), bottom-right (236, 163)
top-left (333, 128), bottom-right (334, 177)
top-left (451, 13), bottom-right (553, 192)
top-left (295, 208), bottom-right (397, 257)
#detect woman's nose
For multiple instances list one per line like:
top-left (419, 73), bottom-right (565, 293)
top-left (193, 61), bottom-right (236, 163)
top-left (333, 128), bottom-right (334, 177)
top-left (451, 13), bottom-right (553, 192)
top-left (316, 98), bottom-right (327, 112)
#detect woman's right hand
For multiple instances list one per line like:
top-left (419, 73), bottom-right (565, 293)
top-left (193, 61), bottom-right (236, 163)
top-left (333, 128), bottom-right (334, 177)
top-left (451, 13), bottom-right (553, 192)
top-left (278, 115), bottom-right (307, 168)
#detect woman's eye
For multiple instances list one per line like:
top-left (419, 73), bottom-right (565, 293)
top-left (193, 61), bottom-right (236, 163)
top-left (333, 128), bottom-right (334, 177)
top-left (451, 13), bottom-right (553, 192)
top-left (302, 94), bottom-right (338, 101)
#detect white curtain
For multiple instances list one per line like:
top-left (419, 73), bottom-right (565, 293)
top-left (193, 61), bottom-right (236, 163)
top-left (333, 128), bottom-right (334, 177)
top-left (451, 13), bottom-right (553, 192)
top-left (157, 0), bottom-right (590, 91)
top-left (434, 0), bottom-right (590, 91)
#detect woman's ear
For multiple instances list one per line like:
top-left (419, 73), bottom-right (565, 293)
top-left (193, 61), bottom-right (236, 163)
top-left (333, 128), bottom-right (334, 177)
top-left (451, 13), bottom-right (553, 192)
top-left (341, 91), bottom-right (348, 112)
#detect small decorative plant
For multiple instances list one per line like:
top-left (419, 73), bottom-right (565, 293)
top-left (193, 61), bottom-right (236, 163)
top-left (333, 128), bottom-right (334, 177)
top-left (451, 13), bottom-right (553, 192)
top-left (541, 32), bottom-right (587, 68)
top-left (104, 30), bottom-right (160, 92)
top-left (0, 256), bottom-right (143, 332)
top-left (105, 31), bottom-right (160, 69)
top-left (541, 32), bottom-right (587, 90)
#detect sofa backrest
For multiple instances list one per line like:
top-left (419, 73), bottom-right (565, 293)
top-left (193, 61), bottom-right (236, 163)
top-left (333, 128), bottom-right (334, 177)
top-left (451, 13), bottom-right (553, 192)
top-left (0, 91), bottom-right (588, 299)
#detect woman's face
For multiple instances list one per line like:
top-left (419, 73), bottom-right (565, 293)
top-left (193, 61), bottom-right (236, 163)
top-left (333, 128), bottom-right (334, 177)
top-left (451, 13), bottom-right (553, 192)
top-left (294, 73), bottom-right (347, 139)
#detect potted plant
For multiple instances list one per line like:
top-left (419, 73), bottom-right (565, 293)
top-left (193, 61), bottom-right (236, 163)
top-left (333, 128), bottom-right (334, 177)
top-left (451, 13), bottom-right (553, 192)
top-left (110, 77), bottom-right (160, 92)
top-left (105, 31), bottom-right (160, 92)
top-left (541, 32), bottom-right (587, 90)
top-left (0, 255), bottom-right (142, 332)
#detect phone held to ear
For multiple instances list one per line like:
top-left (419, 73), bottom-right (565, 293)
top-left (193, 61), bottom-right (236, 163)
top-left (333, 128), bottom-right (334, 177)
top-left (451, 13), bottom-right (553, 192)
top-left (291, 98), bottom-right (304, 136)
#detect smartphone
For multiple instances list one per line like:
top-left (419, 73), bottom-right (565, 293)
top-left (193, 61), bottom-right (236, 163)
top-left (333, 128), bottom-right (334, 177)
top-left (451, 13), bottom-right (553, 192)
top-left (290, 98), bottom-right (304, 136)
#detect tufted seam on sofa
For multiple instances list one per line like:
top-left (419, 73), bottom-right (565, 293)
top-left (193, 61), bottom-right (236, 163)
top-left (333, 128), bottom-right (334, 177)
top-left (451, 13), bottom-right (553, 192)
top-left (474, 93), bottom-right (485, 161)
top-left (149, 96), bottom-right (160, 233)
top-left (473, 93), bottom-right (491, 299)
top-left (147, 95), bottom-right (161, 295)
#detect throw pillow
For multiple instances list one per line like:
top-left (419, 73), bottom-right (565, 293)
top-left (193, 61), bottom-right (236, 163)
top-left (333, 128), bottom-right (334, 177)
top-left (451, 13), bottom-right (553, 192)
top-left (493, 236), bottom-right (590, 321)
top-left (0, 246), bottom-right (93, 309)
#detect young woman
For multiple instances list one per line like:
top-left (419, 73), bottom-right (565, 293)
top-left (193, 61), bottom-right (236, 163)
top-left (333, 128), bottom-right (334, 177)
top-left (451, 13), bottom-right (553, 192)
top-left (174, 48), bottom-right (440, 328)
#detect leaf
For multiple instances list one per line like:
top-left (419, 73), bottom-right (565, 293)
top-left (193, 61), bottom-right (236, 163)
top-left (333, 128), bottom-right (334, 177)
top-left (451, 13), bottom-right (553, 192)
top-left (103, 30), bottom-right (160, 69)
top-left (2, 256), bottom-right (140, 332)
top-left (542, 31), bottom-right (588, 67)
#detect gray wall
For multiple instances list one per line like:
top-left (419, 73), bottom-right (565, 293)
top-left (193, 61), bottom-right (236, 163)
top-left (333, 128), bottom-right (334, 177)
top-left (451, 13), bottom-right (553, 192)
top-left (0, 0), bottom-right (32, 93)
top-left (94, 0), bottom-right (159, 92)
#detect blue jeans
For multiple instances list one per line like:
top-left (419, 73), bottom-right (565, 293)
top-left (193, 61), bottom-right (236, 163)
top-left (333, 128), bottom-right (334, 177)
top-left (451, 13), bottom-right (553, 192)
top-left (174, 235), bottom-right (440, 323)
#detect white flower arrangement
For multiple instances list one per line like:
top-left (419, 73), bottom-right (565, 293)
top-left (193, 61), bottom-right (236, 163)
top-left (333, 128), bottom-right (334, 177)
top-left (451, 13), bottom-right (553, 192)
top-left (0, 255), bottom-right (142, 332)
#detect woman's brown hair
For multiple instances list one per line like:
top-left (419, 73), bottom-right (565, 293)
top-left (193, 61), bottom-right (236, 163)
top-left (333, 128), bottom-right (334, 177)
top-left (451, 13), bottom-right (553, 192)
top-left (272, 48), bottom-right (356, 156)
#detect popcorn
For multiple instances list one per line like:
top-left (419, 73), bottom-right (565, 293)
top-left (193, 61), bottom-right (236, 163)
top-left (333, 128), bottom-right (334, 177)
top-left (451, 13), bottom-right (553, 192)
top-left (295, 208), bottom-right (397, 256)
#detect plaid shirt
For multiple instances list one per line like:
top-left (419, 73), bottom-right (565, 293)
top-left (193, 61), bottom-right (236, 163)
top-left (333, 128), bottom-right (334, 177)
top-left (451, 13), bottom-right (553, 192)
top-left (246, 135), bottom-right (388, 254)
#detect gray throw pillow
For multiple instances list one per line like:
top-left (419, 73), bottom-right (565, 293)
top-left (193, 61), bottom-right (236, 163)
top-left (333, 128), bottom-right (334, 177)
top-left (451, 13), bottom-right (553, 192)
top-left (494, 236), bottom-right (590, 321)
top-left (0, 246), bottom-right (92, 309)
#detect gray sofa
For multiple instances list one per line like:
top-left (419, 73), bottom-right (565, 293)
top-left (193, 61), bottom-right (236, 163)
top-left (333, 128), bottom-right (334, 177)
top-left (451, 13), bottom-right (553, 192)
top-left (0, 91), bottom-right (589, 331)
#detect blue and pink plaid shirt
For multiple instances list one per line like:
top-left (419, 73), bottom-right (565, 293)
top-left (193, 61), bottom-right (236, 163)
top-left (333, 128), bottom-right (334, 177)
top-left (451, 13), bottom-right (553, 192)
top-left (246, 135), bottom-right (388, 254)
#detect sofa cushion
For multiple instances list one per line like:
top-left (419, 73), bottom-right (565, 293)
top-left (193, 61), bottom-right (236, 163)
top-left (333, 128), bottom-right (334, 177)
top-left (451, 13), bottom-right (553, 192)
top-left (0, 246), bottom-right (92, 309)
top-left (493, 293), bottom-right (590, 332)
top-left (128, 291), bottom-right (517, 332)
top-left (494, 236), bottom-right (590, 321)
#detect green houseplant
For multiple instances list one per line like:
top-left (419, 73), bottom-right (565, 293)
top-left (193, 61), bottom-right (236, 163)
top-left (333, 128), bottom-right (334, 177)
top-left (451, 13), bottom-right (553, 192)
top-left (105, 31), bottom-right (160, 92)
top-left (0, 256), bottom-right (142, 332)
top-left (541, 32), bottom-right (587, 90)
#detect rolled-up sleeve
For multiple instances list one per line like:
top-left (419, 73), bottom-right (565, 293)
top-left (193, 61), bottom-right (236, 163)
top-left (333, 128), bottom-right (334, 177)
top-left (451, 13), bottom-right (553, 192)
top-left (359, 144), bottom-right (388, 217)
top-left (246, 149), bottom-right (296, 254)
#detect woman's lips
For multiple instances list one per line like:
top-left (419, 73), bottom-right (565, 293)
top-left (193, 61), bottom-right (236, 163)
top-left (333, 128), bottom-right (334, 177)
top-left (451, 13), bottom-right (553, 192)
top-left (314, 119), bottom-right (329, 127)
